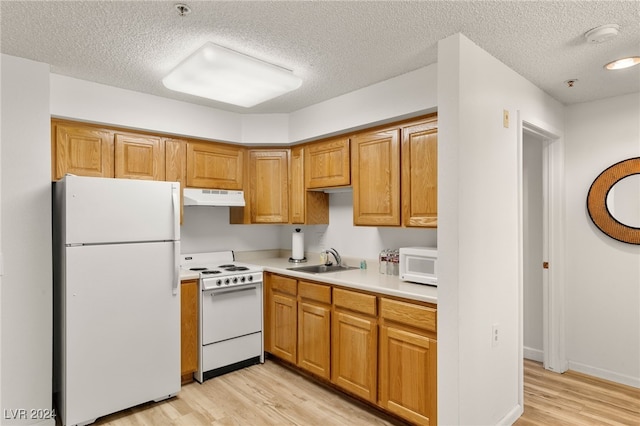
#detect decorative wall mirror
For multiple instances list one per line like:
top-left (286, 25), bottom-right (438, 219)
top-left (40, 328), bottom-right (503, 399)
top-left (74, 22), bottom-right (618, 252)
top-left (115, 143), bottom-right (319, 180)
top-left (587, 157), bottom-right (640, 244)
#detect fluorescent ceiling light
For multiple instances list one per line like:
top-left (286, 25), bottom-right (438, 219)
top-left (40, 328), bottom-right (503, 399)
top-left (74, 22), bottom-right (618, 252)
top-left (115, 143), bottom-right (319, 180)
top-left (604, 56), bottom-right (640, 70)
top-left (163, 42), bottom-right (302, 108)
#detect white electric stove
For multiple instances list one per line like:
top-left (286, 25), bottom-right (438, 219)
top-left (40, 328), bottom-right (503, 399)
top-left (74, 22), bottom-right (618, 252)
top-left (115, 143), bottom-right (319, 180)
top-left (180, 251), bottom-right (264, 383)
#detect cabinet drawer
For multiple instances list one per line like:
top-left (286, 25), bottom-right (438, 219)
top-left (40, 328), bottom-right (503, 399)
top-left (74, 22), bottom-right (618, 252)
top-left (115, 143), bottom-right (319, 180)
top-left (333, 288), bottom-right (377, 316)
top-left (380, 298), bottom-right (436, 332)
top-left (270, 274), bottom-right (297, 296)
top-left (298, 281), bottom-right (331, 304)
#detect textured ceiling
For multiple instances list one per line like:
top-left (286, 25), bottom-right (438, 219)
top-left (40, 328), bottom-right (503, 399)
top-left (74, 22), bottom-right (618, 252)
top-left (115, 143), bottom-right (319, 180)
top-left (1, 1), bottom-right (639, 114)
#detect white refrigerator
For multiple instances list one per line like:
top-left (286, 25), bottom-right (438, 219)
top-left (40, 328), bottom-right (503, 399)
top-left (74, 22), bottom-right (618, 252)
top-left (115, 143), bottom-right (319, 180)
top-left (53, 175), bottom-right (181, 426)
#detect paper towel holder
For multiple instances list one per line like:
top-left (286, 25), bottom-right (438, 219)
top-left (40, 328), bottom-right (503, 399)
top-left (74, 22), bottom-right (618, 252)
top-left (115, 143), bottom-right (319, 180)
top-left (289, 228), bottom-right (308, 263)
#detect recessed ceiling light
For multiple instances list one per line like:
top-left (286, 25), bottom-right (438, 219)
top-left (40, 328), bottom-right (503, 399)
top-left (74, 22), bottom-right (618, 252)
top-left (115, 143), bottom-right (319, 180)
top-left (584, 24), bottom-right (620, 44)
top-left (162, 42), bottom-right (303, 108)
top-left (604, 57), bottom-right (640, 70)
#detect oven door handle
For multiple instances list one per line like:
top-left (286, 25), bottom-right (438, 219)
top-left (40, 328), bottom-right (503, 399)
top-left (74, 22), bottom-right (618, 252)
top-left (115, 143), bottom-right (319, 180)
top-left (208, 285), bottom-right (259, 296)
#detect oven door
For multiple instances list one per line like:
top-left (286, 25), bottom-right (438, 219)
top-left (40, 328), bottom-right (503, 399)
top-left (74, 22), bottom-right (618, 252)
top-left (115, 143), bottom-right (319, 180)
top-left (201, 282), bottom-right (263, 345)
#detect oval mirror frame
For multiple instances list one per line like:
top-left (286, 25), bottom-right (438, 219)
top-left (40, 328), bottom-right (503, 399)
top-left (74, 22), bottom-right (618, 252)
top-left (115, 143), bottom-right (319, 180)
top-left (587, 157), bottom-right (640, 244)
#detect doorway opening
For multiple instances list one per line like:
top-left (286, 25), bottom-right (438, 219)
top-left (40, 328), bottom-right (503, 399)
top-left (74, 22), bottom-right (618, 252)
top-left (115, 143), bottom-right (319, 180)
top-left (518, 117), bottom-right (566, 410)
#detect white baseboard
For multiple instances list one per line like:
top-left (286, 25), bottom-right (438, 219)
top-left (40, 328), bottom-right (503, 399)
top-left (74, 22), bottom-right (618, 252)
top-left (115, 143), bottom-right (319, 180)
top-left (523, 346), bottom-right (543, 362)
top-left (568, 360), bottom-right (640, 389)
top-left (498, 403), bottom-right (523, 425)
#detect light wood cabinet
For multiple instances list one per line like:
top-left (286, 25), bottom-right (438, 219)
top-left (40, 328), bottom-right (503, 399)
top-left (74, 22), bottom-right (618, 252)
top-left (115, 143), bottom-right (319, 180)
top-left (290, 146), bottom-right (329, 224)
top-left (264, 273), bottom-right (437, 425)
top-left (305, 137), bottom-right (351, 189)
top-left (186, 141), bottom-right (244, 190)
top-left (378, 298), bottom-right (437, 425)
top-left (297, 281), bottom-right (332, 379)
top-left (114, 133), bottom-right (165, 180)
top-left (250, 149), bottom-right (289, 223)
top-left (165, 138), bottom-right (187, 223)
top-left (331, 288), bottom-right (378, 403)
top-left (402, 116), bottom-right (438, 227)
top-left (52, 122), bottom-right (114, 180)
top-left (180, 279), bottom-right (198, 384)
top-left (351, 127), bottom-right (401, 226)
top-left (265, 273), bottom-right (298, 364)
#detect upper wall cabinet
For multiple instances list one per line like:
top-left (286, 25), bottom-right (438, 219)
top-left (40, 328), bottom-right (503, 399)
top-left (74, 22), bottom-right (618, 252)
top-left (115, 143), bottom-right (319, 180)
top-left (351, 127), bottom-right (401, 226)
top-left (290, 146), bottom-right (329, 225)
top-left (114, 133), bottom-right (165, 181)
top-left (231, 149), bottom-right (289, 224)
top-left (186, 141), bottom-right (244, 190)
top-left (249, 149), bottom-right (290, 223)
top-left (402, 116), bottom-right (438, 227)
top-left (52, 122), bottom-right (114, 180)
top-left (305, 137), bottom-right (351, 189)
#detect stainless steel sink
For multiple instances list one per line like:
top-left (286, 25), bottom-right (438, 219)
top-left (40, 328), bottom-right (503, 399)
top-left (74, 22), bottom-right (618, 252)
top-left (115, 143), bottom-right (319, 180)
top-left (286, 264), bottom-right (359, 274)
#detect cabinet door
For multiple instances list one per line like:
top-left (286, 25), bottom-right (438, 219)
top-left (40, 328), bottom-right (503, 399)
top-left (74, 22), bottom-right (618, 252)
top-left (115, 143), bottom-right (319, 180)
top-left (186, 142), bottom-right (244, 189)
top-left (114, 133), bottom-right (165, 180)
top-left (165, 138), bottom-right (186, 224)
top-left (53, 123), bottom-right (114, 180)
top-left (180, 279), bottom-right (198, 383)
top-left (250, 150), bottom-right (289, 223)
top-left (305, 137), bottom-right (350, 188)
top-left (332, 288), bottom-right (378, 402)
top-left (332, 310), bottom-right (377, 402)
top-left (298, 300), bottom-right (331, 379)
top-left (402, 119), bottom-right (438, 227)
top-left (271, 293), bottom-right (297, 363)
top-left (290, 146), bottom-right (329, 225)
top-left (352, 128), bottom-right (401, 226)
top-left (379, 326), bottom-right (437, 426)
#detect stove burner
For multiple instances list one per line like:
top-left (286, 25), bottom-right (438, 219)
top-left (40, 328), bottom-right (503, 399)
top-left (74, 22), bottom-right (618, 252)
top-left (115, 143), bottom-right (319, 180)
top-left (201, 270), bottom-right (222, 275)
top-left (190, 267), bottom-right (208, 271)
top-left (218, 264), bottom-right (235, 268)
top-left (224, 266), bottom-right (250, 272)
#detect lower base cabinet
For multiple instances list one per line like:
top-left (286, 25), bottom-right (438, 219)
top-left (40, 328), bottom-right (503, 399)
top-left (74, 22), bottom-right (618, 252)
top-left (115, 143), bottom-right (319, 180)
top-left (379, 297), bottom-right (437, 425)
top-left (180, 279), bottom-right (198, 384)
top-left (297, 281), bottom-right (332, 379)
top-left (264, 274), bottom-right (437, 425)
top-left (332, 288), bottom-right (378, 403)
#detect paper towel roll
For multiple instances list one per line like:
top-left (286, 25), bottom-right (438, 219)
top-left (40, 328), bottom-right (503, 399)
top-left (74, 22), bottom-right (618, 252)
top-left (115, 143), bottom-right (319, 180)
top-left (292, 228), bottom-right (305, 260)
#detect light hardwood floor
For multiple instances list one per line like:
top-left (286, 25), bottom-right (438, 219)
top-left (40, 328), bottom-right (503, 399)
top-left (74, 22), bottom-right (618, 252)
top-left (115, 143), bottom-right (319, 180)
top-left (92, 360), bottom-right (402, 426)
top-left (515, 359), bottom-right (640, 426)
top-left (87, 359), bottom-right (639, 425)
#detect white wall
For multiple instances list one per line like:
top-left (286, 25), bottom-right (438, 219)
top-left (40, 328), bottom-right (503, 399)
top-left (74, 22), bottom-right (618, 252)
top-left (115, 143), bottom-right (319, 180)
top-left (289, 66), bottom-right (437, 142)
top-left (50, 74), bottom-right (243, 143)
top-left (51, 65), bottom-right (438, 146)
top-left (522, 134), bottom-right (544, 361)
top-left (437, 34), bottom-right (565, 425)
top-left (180, 207), bottom-right (282, 254)
top-left (282, 192), bottom-right (437, 261)
top-left (564, 93), bottom-right (640, 387)
top-left (1, 55), bottom-right (54, 425)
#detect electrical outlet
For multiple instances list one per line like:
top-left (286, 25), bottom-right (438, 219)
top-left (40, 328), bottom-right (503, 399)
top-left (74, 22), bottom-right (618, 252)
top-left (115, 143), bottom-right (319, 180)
top-left (503, 110), bottom-right (509, 128)
top-left (492, 323), bottom-right (500, 347)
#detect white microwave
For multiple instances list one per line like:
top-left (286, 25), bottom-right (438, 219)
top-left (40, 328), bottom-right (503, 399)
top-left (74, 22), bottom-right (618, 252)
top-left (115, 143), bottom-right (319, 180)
top-left (399, 247), bottom-right (438, 286)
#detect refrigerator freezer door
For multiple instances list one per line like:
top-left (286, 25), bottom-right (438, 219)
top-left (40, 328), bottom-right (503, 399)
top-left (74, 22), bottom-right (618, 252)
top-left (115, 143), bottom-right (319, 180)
top-left (60, 242), bottom-right (180, 426)
top-left (62, 176), bottom-right (180, 245)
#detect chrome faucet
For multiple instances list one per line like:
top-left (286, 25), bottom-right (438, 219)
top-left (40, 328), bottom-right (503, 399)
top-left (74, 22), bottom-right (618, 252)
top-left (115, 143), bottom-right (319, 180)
top-left (324, 248), bottom-right (342, 267)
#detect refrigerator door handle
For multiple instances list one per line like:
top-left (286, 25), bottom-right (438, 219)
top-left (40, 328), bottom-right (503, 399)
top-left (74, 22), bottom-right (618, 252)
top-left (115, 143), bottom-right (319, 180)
top-left (173, 241), bottom-right (180, 295)
top-left (171, 183), bottom-right (180, 240)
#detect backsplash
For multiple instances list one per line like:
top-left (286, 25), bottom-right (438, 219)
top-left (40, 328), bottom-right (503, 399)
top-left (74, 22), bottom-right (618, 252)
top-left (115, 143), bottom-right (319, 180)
top-left (180, 192), bottom-right (436, 259)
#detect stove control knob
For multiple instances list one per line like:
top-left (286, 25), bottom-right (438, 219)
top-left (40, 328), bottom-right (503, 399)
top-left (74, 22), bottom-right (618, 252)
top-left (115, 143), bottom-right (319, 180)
top-left (224, 278), bottom-right (230, 285)
top-left (248, 275), bottom-right (253, 282)
top-left (240, 276), bottom-right (246, 283)
top-left (232, 277), bottom-right (238, 284)
top-left (216, 279), bottom-right (222, 286)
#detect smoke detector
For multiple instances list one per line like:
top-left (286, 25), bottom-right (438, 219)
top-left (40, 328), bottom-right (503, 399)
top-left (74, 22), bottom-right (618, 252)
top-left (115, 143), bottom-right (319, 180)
top-left (584, 24), bottom-right (619, 44)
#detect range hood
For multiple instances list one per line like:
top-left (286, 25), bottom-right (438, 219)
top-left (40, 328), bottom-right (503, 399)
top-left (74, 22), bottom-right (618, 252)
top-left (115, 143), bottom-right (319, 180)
top-left (183, 188), bottom-right (245, 207)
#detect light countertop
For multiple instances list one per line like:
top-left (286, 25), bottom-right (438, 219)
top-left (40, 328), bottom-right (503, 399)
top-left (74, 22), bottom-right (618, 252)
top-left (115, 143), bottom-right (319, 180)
top-left (181, 256), bottom-right (437, 304)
